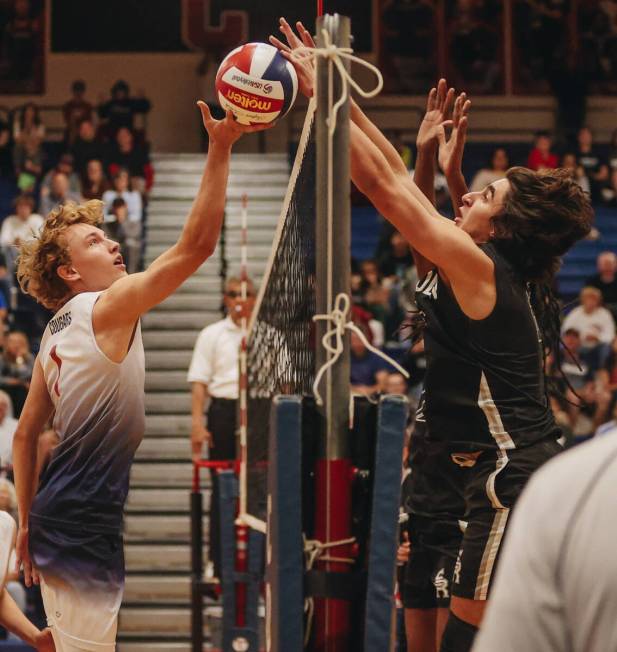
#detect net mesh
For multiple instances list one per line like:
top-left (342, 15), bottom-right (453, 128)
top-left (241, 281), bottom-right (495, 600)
top-left (244, 104), bottom-right (317, 527)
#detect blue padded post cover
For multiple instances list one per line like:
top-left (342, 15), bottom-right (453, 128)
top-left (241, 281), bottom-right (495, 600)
top-left (266, 395), bottom-right (304, 652)
top-left (364, 395), bottom-right (408, 652)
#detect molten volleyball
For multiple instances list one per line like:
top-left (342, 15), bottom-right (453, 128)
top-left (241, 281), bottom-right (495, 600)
top-left (215, 42), bottom-right (298, 125)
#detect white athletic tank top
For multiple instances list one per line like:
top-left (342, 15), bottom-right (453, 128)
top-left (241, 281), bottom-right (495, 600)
top-left (31, 291), bottom-right (145, 533)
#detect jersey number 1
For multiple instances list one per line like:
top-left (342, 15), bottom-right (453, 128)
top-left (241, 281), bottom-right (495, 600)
top-left (50, 345), bottom-right (62, 397)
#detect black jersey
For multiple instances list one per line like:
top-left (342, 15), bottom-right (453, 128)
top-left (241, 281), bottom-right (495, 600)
top-left (415, 243), bottom-right (559, 452)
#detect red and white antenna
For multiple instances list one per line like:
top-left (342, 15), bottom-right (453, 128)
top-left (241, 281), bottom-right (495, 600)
top-left (238, 193), bottom-right (249, 518)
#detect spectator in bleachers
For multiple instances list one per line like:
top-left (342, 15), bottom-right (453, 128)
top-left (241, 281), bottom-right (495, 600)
top-left (568, 376), bottom-right (612, 440)
top-left (102, 167), bottom-right (142, 222)
top-left (62, 79), bottom-right (94, 145)
top-left (0, 331), bottom-right (34, 416)
top-left (469, 146), bottom-right (509, 192)
top-left (39, 171), bottom-right (81, 217)
top-left (39, 152), bottom-right (81, 201)
top-left (377, 230), bottom-right (414, 279)
top-left (107, 126), bottom-right (153, 194)
top-left (12, 102), bottom-right (44, 147)
top-left (102, 169), bottom-right (142, 272)
top-left (12, 103), bottom-right (45, 192)
top-left (0, 195), bottom-right (43, 270)
top-left (562, 286), bottom-right (616, 365)
top-left (351, 321), bottom-right (392, 396)
top-left (70, 118), bottom-right (106, 176)
top-left (526, 130), bottom-right (558, 171)
top-left (0, 391), bottom-right (17, 467)
top-left (97, 79), bottom-right (151, 139)
top-left (560, 328), bottom-right (597, 391)
top-left (80, 158), bottom-right (110, 201)
top-left (585, 251), bottom-right (617, 315)
top-left (359, 259), bottom-right (390, 327)
top-left (561, 152), bottom-right (591, 194)
top-left (101, 197), bottom-right (128, 261)
top-left (575, 126), bottom-right (609, 203)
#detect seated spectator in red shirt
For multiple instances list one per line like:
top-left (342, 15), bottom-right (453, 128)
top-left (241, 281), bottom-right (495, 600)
top-left (97, 79), bottom-right (151, 139)
top-left (526, 130), bottom-right (559, 171)
top-left (69, 118), bottom-right (106, 176)
top-left (80, 159), bottom-right (110, 201)
top-left (107, 127), bottom-right (153, 193)
top-left (62, 79), bottom-right (94, 145)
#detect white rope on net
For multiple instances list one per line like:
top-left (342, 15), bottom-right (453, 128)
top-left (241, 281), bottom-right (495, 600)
top-left (312, 293), bottom-right (409, 406)
top-left (303, 534), bottom-right (357, 647)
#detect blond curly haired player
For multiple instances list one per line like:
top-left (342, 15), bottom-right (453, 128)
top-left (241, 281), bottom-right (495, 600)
top-left (11, 104), bottom-right (270, 652)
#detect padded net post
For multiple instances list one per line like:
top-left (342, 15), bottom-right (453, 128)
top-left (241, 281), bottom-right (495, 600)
top-left (313, 14), bottom-right (353, 652)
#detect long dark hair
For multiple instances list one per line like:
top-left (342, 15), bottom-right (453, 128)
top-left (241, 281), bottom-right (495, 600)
top-left (491, 166), bottom-right (593, 393)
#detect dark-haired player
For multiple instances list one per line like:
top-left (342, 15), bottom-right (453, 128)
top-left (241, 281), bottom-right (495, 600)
top-left (274, 19), bottom-right (593, 652)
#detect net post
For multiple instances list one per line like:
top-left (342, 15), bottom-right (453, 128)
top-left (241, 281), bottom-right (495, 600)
top-left (315, 13), bottom-right (351, 464)
top-left (314, 13), bottom-right (353, 651)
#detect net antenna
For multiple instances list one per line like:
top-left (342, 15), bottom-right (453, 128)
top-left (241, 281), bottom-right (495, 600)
top-left (238, 193), bottom-right (249, 519)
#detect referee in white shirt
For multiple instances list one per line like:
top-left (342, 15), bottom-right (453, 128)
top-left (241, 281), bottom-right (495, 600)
top-left (187, 277), bottom-right (255, 578)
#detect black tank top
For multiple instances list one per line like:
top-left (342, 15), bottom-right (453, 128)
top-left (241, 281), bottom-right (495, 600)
top-left (415, 243), bottom-right (559, 451)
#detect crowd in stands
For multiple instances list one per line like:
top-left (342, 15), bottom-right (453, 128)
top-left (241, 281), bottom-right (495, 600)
top-left (350, 127), bottom-right (617, 448)
top-left (0, 78), bottom-right (152, 374)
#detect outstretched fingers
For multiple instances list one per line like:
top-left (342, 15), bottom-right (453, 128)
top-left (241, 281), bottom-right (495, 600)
top-left (443, 87), bottom-right (456, 120)
top-left (296, 21), bottom-right (316, 48)
top-left (426, 86), bottom-right (437, 112)
top-left (196, 100), bottom-right (213, 129)
top-left (279, 17), bottom-right (303, 50)
top-left (269, 35), bottom-right (291, 54)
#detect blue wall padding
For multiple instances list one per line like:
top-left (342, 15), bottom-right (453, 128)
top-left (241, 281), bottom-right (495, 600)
top-left (363, 395), bottom-right (408, 652)
top-left (266, 395), bottom-right (304, 652)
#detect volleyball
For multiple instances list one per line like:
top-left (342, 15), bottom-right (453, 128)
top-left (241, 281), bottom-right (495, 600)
top-left (215, 42), bottom-right (298, 125)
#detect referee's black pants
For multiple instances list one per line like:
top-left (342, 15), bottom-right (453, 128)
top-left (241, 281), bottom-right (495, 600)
top-left (206, 397), bottom-right (237, 578)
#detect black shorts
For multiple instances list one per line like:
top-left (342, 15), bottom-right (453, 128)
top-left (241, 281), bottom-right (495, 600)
top-left (452, 437), bottom-right (562, 601)
top-left (402, 515), bottom-right (464, 610)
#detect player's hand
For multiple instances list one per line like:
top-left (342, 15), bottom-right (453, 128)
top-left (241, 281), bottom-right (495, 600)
top-left (16, 526), bottom-right (39, 587)
top-left (397, 532), bottom-right (411, 564)
top-left (197, 102), bottom-right (272, 149)
top-left (34, 628), bottom-right (55, 652)
top-left (437, 91), bottom-right (471, 178)
top-left (269, 17), bottom-right (316, 98)
top-left (191, 423), bottom-right (213, 462)
top-left (416, 79), bottom-right (455, 153)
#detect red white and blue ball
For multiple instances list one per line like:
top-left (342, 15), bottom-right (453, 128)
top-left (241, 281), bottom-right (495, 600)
top-left (215, 42), bottom-right (298, 125)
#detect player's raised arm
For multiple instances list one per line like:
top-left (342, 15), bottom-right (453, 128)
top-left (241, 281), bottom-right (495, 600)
top-left (94, 105), bottom-right (270, 326)
top-left (350, 122), bottom-right (495, 319)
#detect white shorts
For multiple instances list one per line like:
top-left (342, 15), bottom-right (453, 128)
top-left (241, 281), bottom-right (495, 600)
top-left (40, 574), bottom-right (122, 652)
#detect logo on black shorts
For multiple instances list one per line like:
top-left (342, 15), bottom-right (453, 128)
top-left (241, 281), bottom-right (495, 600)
top-left (434, 567), bottom-right (450, 599)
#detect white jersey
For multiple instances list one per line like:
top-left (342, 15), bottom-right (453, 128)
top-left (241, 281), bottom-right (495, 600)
top-left (30, 291), bottom-right (144, 592)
